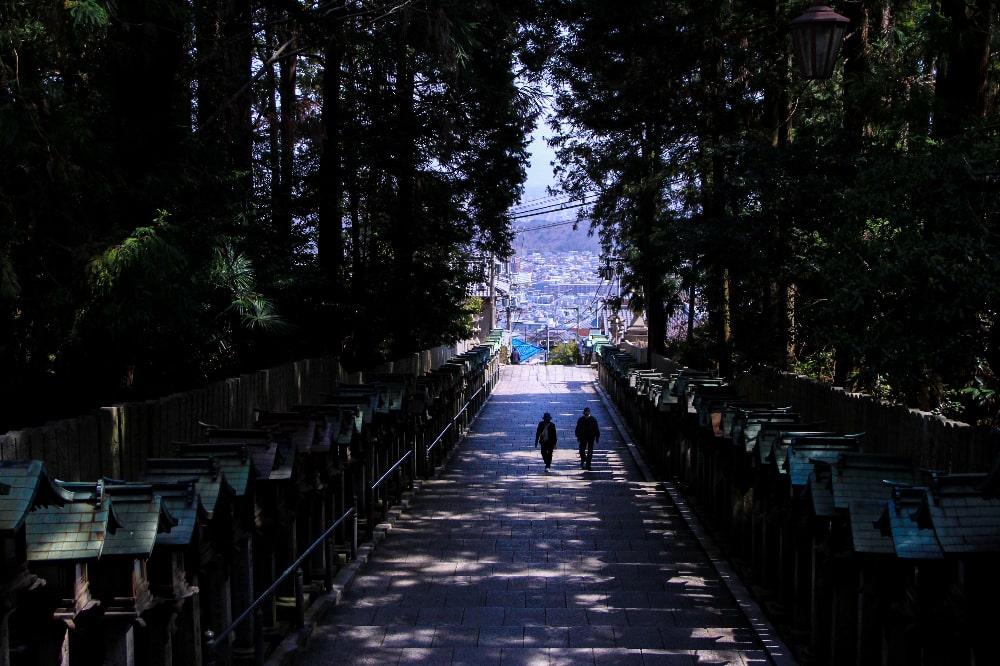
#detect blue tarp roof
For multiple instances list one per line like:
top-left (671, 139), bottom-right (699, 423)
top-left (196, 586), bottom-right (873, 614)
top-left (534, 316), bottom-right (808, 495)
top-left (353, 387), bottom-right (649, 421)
top-left (512, 338), bottom-right (545, 363)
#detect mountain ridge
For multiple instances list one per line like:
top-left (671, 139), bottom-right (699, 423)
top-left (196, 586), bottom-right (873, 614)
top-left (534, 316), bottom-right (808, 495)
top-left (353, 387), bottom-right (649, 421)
top-left (512, 218), bottom-right (601, 254)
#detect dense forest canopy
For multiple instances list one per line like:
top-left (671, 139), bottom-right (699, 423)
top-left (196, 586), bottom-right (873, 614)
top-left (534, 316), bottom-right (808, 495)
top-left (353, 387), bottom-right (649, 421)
top-left (1, 0), bottom-right (545, 430)
top-left (540, 0), bottom-right (1000, 425)
top-left (2, 0), bottom-right (999, 430)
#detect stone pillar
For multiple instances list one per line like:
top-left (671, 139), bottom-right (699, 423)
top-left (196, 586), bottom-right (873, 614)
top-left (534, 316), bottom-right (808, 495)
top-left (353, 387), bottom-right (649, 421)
top-left (136, 604), bottom-right (176, 666)
top-left (173, 585), bottom-right (201, 666)
top-left (0, 598), bottom-right (13, 666)
top-left (103, 622), bottom-right (134, 666)
top-left (232, 536), bottom-right (254, 651)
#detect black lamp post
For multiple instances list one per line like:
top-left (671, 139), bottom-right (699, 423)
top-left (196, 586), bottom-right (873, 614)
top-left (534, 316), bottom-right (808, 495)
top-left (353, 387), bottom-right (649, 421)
top-left (790, 4), bottom-right (850, 80)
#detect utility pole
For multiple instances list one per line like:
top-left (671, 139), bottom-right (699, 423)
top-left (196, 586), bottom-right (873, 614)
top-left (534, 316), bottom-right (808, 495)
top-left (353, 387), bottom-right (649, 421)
top-left (600, 255), bottom-right (625, 343)
top-left (575, 306), bottom-right (581, 364)
top-left (545, 324), bottom-right (550, 364)
top-left (566, 306), bottom-right (581, 363)
top-left (487, 254), bottom-right (497, 332)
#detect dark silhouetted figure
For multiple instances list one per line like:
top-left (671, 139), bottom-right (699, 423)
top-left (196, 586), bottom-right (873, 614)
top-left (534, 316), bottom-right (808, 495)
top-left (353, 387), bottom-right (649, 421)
top-left (575, 407), bottom-right (600, 470)
top-left (535, 412), bottom-right (557, 471)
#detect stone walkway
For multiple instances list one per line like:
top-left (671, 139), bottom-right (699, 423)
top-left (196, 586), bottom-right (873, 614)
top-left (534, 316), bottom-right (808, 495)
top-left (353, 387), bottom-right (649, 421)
top-left (286, 364), bottom-right (792, 665)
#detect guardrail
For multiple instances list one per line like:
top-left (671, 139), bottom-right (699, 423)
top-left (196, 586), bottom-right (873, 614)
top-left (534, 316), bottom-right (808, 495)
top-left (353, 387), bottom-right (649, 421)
top-left (203, 506), bottom-right (358, 666)
top-left (425, 421), bottom-right (452, 458)
top-left (422, 384), bottom-right (484, 477)
top-left (202, 353), bottom-right (497, 665)
top-left (368, 449), bottom-right (413, 537)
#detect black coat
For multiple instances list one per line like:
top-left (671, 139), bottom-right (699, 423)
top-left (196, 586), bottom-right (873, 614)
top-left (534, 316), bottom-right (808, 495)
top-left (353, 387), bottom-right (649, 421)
top-left (575, 415), bottom-right (600, 442)
top-left (535, 420), bottom-right (557, 447)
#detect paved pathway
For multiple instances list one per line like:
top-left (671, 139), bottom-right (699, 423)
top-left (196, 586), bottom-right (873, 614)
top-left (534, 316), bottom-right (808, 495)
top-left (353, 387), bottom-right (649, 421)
top-left (290, 364), bottom-right (785, 665)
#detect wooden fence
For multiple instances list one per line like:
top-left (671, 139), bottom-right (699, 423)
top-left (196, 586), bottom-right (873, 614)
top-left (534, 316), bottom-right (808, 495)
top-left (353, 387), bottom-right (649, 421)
top-left (733, 368), bottom-right (1000, 473)
top-left (0, 343), bottom-right (474, 482)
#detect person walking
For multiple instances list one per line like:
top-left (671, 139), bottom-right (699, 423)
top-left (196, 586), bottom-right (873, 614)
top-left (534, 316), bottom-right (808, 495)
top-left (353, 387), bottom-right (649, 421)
top-left (575, 407), bottom-right (600, 470)
top-left (534, 412), bottom-right (557, 471)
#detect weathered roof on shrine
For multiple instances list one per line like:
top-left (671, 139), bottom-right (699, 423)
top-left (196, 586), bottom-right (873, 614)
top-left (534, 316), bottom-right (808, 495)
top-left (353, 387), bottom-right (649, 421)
top-left (831, 453), bottom-right (919, 511)
top-left (101, 481), bottom-right (174, 558)
top-left (172, 443), bottom-right (255, 497)
top-left (784, 438), bottom-right (861, 487)
top-left (142, 457), bottom-right (234, 519)
top-left (849, 499), bottom-right (895, 555)
top-left (875, 486), bottom-right (944, 559)
top-left (255, 411), bottom-right (319, 454)
top-left (914, 473), bottom-right (1000, 554)
top-left (759, 427), bottom-right (835, 468)
top-left (0, 460), bottom-right (73, 534)
top-left (807, 462), bottom-right (836, 517)
top-left (148, 480), bottom-right (203, 548)
top-left (199, 431), bottom-right (289, 481)
top-left (26, 481), bottom-right (121, 562)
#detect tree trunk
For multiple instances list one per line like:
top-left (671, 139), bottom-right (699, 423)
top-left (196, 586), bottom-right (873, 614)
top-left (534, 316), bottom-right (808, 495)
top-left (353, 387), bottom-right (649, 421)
top-left (933, 0), bottom-right (993, 139)
top-left (833, 0), bottom-right (875, 383)
top-left (108, 1), bottom-right (187, 221)
top-left (700, 2), bottom-right (733, 378)
top-left (390, 28), bottom-right (417, 357)
top-left (195, 0), bottom-right (253, 199)
top-left (763, 0), bottom-right (793, 370)
top-left (687, 278), bottom-right (696, 342)
top-left (275, 19), bottom-right (299, 257)
top-left (638, 129), bottom-right (667, 358)
top-left (264, 19), bottom-right (281, 235)
top-left (841, 0), bottom-right (871, 149)
top-left (224, 1), bottom-right (253, 190)
top-left (318, 16), bottom-right (346, 284)
top-left (344, 50), bottom-right (365, 309)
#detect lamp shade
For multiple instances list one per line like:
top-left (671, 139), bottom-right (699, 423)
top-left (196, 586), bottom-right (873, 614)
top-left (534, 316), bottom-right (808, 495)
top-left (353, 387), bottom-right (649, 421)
top-left (791, 4), bottom-right (850, 80)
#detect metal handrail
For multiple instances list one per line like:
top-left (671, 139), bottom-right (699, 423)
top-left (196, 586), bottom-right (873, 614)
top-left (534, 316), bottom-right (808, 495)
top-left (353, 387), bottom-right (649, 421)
top-left (426, 421), bottom-right (452, 454)
top-left (202, 356), bottom-right (499, 665)
top-left (367, 449), bottom-right (414, 536)
top-left (427, 384), bottom-right (485, 457)
top-left (371, 449), bottom-right (413, 492)
top-left (204, 506), bottom-right (357, 666)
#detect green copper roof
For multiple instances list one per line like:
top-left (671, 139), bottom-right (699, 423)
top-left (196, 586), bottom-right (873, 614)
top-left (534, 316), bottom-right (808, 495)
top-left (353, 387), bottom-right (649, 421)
top-left (0, 460), bottom-right (72, 534)
top-left (26, 480), bottom-right (120, 562)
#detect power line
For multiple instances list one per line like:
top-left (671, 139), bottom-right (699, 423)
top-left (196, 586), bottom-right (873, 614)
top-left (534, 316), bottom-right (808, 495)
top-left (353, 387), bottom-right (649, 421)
top-left (509, 193), bottom-right (570, 211)
top-left (508, 191), bottom-right (587, 218)
top-left (509, 198), bottom-right (580, 217)
top-left (509, 199), bottom-right (589, 221)
top-left (514, 219), bottom-right (580, 234)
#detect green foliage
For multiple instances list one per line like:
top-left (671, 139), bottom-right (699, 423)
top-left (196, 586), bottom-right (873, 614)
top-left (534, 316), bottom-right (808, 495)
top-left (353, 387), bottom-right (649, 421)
top-left (0, 0), bottom-right (543, 428)
top-left (85, 211), bottom-right (186, 299)
top-left (806, 130), bottom-right (1000, 414)
top-left (0, 252), bottom-right (19, 302)
top-left (953, 364), bottom-right (999, 426)
top-left (542, 0), bottom-right (1000, 424)
top-left (548, 341), bottom-right (581, 366)
top-left (6, 0), bottom-right (999, 430)
top-left (210, 244), bottom-right (291, 333)
top-left (665, 325), bottom-right (716, 372)
top-left (65, 0), bottom-right (112, 32)
top-left (71, 209), bottom-right (296, 394)
top-left (791, 349), bottom-right (836, 385)
top-left (544, 0), bottom-right (695, 355)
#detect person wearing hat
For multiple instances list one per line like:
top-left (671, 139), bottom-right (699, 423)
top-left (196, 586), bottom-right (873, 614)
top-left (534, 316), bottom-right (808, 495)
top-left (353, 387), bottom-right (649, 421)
top-left (575, 407), bottom-right (600, 470)
top-left (534, 412), bottom-right (557, 471)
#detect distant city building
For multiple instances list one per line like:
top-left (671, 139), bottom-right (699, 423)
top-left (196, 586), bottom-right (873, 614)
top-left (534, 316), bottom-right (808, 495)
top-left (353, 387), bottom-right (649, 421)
top-left (473, 208), bottom-right (705, 346)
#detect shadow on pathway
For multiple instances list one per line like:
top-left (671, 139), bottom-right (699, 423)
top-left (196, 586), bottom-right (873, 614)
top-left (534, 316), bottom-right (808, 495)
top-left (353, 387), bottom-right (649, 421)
top-left (286, 365), bottom-right (779, 666)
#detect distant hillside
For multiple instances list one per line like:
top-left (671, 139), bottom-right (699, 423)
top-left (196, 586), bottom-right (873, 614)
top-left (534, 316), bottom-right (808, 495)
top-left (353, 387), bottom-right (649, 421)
top-left (512, 217), bottom-right (602, 254)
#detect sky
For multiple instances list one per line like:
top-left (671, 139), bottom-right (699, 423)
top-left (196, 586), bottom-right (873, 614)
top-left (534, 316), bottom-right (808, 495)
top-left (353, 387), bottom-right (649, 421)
top-left (524, 126), bottom-right (558, 194)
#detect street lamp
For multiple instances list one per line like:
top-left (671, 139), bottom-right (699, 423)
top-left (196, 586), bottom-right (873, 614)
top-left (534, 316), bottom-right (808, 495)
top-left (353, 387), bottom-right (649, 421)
top-left (790, 4), bottom-right (850, 80)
